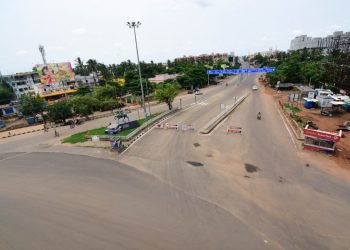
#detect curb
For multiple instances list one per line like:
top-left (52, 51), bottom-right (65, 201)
top-left (1, 128), bottom-right (44, 139)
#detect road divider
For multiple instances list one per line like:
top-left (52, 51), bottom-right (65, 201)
top-left (200, 93), bottom-right (250, 134)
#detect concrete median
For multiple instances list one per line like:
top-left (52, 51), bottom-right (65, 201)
top-left (200, 93), bottom-right (250, 134)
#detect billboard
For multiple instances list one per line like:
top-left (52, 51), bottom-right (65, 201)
top-left (35, 62), bottom-right (75, 84)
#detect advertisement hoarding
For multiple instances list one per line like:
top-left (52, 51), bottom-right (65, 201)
top-left (304, 128), bottom-right (341, 142)
top-left (35, 62), bottom-right (75, 84)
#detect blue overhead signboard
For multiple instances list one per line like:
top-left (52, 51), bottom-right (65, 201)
top-left (207, 67), bottom-right (275, 75)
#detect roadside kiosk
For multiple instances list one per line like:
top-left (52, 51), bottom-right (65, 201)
top-left (303, 125), bottom-right (342, 154)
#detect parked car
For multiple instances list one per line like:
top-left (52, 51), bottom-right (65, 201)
top-left (105, 124), bottom-right (122, 134)
top-left (195, 90), bottom-right (203, 95)
top-left (187, 89), bottom-right (194, 94)
top-left (252, 85), bottom-right (258, 91)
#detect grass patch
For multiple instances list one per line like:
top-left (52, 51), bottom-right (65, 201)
top-left (283, 103), bottom-right (301, 113)
top-left (283, 103), bottom-right (303, 127)
top-left (62, 113), bottom-right (160, 144)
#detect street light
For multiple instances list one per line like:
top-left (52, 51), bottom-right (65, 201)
top-left (127, 21), bottom-right (147, 116)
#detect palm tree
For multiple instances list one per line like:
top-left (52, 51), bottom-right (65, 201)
top-left (86, 59), bottom-right (98, 74)
top-left (74, 57), bottom-right (87, 75)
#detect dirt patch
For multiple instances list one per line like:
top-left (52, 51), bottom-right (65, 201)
top-left (266, 86), bottom-right (350, 170)
top-left (193, 143), bottom-right (200, 147)
top-left (245, 163), bottom-right (260, 173)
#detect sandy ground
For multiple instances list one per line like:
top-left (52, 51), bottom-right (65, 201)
top-left (258, 80), bottom-right (350, 172)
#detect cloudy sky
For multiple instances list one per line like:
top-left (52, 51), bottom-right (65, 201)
top-left (0, 0), bottom-right (349, 74)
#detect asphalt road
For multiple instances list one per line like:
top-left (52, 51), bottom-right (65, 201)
top-left (120, 74), bottom-right (350, 249)
top-left (1, 74), bottom-right (350, 249)
top-left (0, 152), bottom-right (266, 250)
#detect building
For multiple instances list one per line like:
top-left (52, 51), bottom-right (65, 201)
top-left (175, 53), bottom-right (229, 63)
top-left (289, 31), bottom-right (350, 52)
top-left (148, 73), bottom-right (179, 84)
top-left (75, 73), bottom-right (99, 86)
top-left (4, 72), bottom-right (40, 98)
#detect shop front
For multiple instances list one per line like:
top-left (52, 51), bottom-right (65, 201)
top-left (303, 125), bottom-right (342, 153)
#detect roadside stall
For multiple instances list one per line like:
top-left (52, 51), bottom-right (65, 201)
top-left (303, 125), bottom-right (342, 153)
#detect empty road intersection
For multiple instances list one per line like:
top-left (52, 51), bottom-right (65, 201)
top-left (1, 75), bottom-right (350, 249)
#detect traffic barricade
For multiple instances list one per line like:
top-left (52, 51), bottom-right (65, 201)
top-left (154, 123), bottom-right (164, 129)
top-left (227, 126), bottom-right (242, 134)
top-left (182, 124), bottom-right (196, 131)
top-left (165, 123), bottom-right (179, 130)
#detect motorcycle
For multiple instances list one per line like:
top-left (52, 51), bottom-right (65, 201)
top-left (257, 112), bottom-right (262, 120)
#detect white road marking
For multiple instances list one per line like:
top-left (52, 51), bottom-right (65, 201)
top-left (277, 107), bottom-right (297, 149)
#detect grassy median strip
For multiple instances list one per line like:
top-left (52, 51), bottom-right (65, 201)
top-left (62, 113), bottom-right (159, 144)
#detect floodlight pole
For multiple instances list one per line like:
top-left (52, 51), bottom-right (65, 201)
top-left (127, 21), bottom-right (147, 116)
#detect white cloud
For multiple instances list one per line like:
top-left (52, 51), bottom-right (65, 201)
top-left (329, 24), bottom-right (342, 30)
top-left (72, 28), bottom-right (86, 35)
top-left (191, 0), bottom-right (212, 8)
top-left (15, 50), bottom-right (29, 56)
top-left (261, 36), bottom-right (269, 41)
top-left (47, 46), bottom-right (66, 51)
top-left (113, 42), bottom-right (122, 47)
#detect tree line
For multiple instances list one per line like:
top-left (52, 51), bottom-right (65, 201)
top-left (253, 48), bottom-right (350, 91)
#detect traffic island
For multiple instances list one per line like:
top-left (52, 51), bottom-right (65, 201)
top-left (62, 109), bottom-right (180, 151)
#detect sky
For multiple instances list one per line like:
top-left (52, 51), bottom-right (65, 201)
top-left (0, 0), bottom-right (349, 74)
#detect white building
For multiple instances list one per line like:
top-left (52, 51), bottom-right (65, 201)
top-left (290, 31), bottom-right (350, 51)
top-left (4, 72), bottom-right (40, 98)
top-left (75, 73), bottom-right (99, 86)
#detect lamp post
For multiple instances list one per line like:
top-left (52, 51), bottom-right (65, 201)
top-left (127, 21), bottom-right (147, 116)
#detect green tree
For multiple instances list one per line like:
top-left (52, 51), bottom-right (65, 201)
top-left (93, 85), bottom-right (116, 100)
top-left (233, 56), bottom-right (241, 69)
top-left (19, 93), bottom-right (46, 120)
top-left (74, 57), bottom-right (88, 76)
top-left (86, 59), bottom-right (98, 75)
top-left (155, 83), bottom-right (180, 110)
top-left (69, 96), bottom-right (98, 117)
top-left (46, 101), bottom-right (73, 123)
top-left (0, 78), bottom-right (15, 105)
top-left (99, 98), bottom-right (119, 111)
top-left (75, 86), bottom-right (92, 96)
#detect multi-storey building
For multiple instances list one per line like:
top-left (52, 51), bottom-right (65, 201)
top-left (4, 72), bottom-right (40, 98)
top-left (289, 31), bottom-right (350, 51)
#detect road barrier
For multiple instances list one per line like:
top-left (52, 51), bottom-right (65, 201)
top-left (227, 126), bottom-right (242, 133)
top-left (182, 124), bottom-right (196, 131)
top-left (154, 123), bottom-right (164, 129)
top-left (165, 123), bottom-right (179, 130)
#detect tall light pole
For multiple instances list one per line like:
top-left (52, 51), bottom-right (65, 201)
top-left (127, 21), bottom-right (147, 116)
